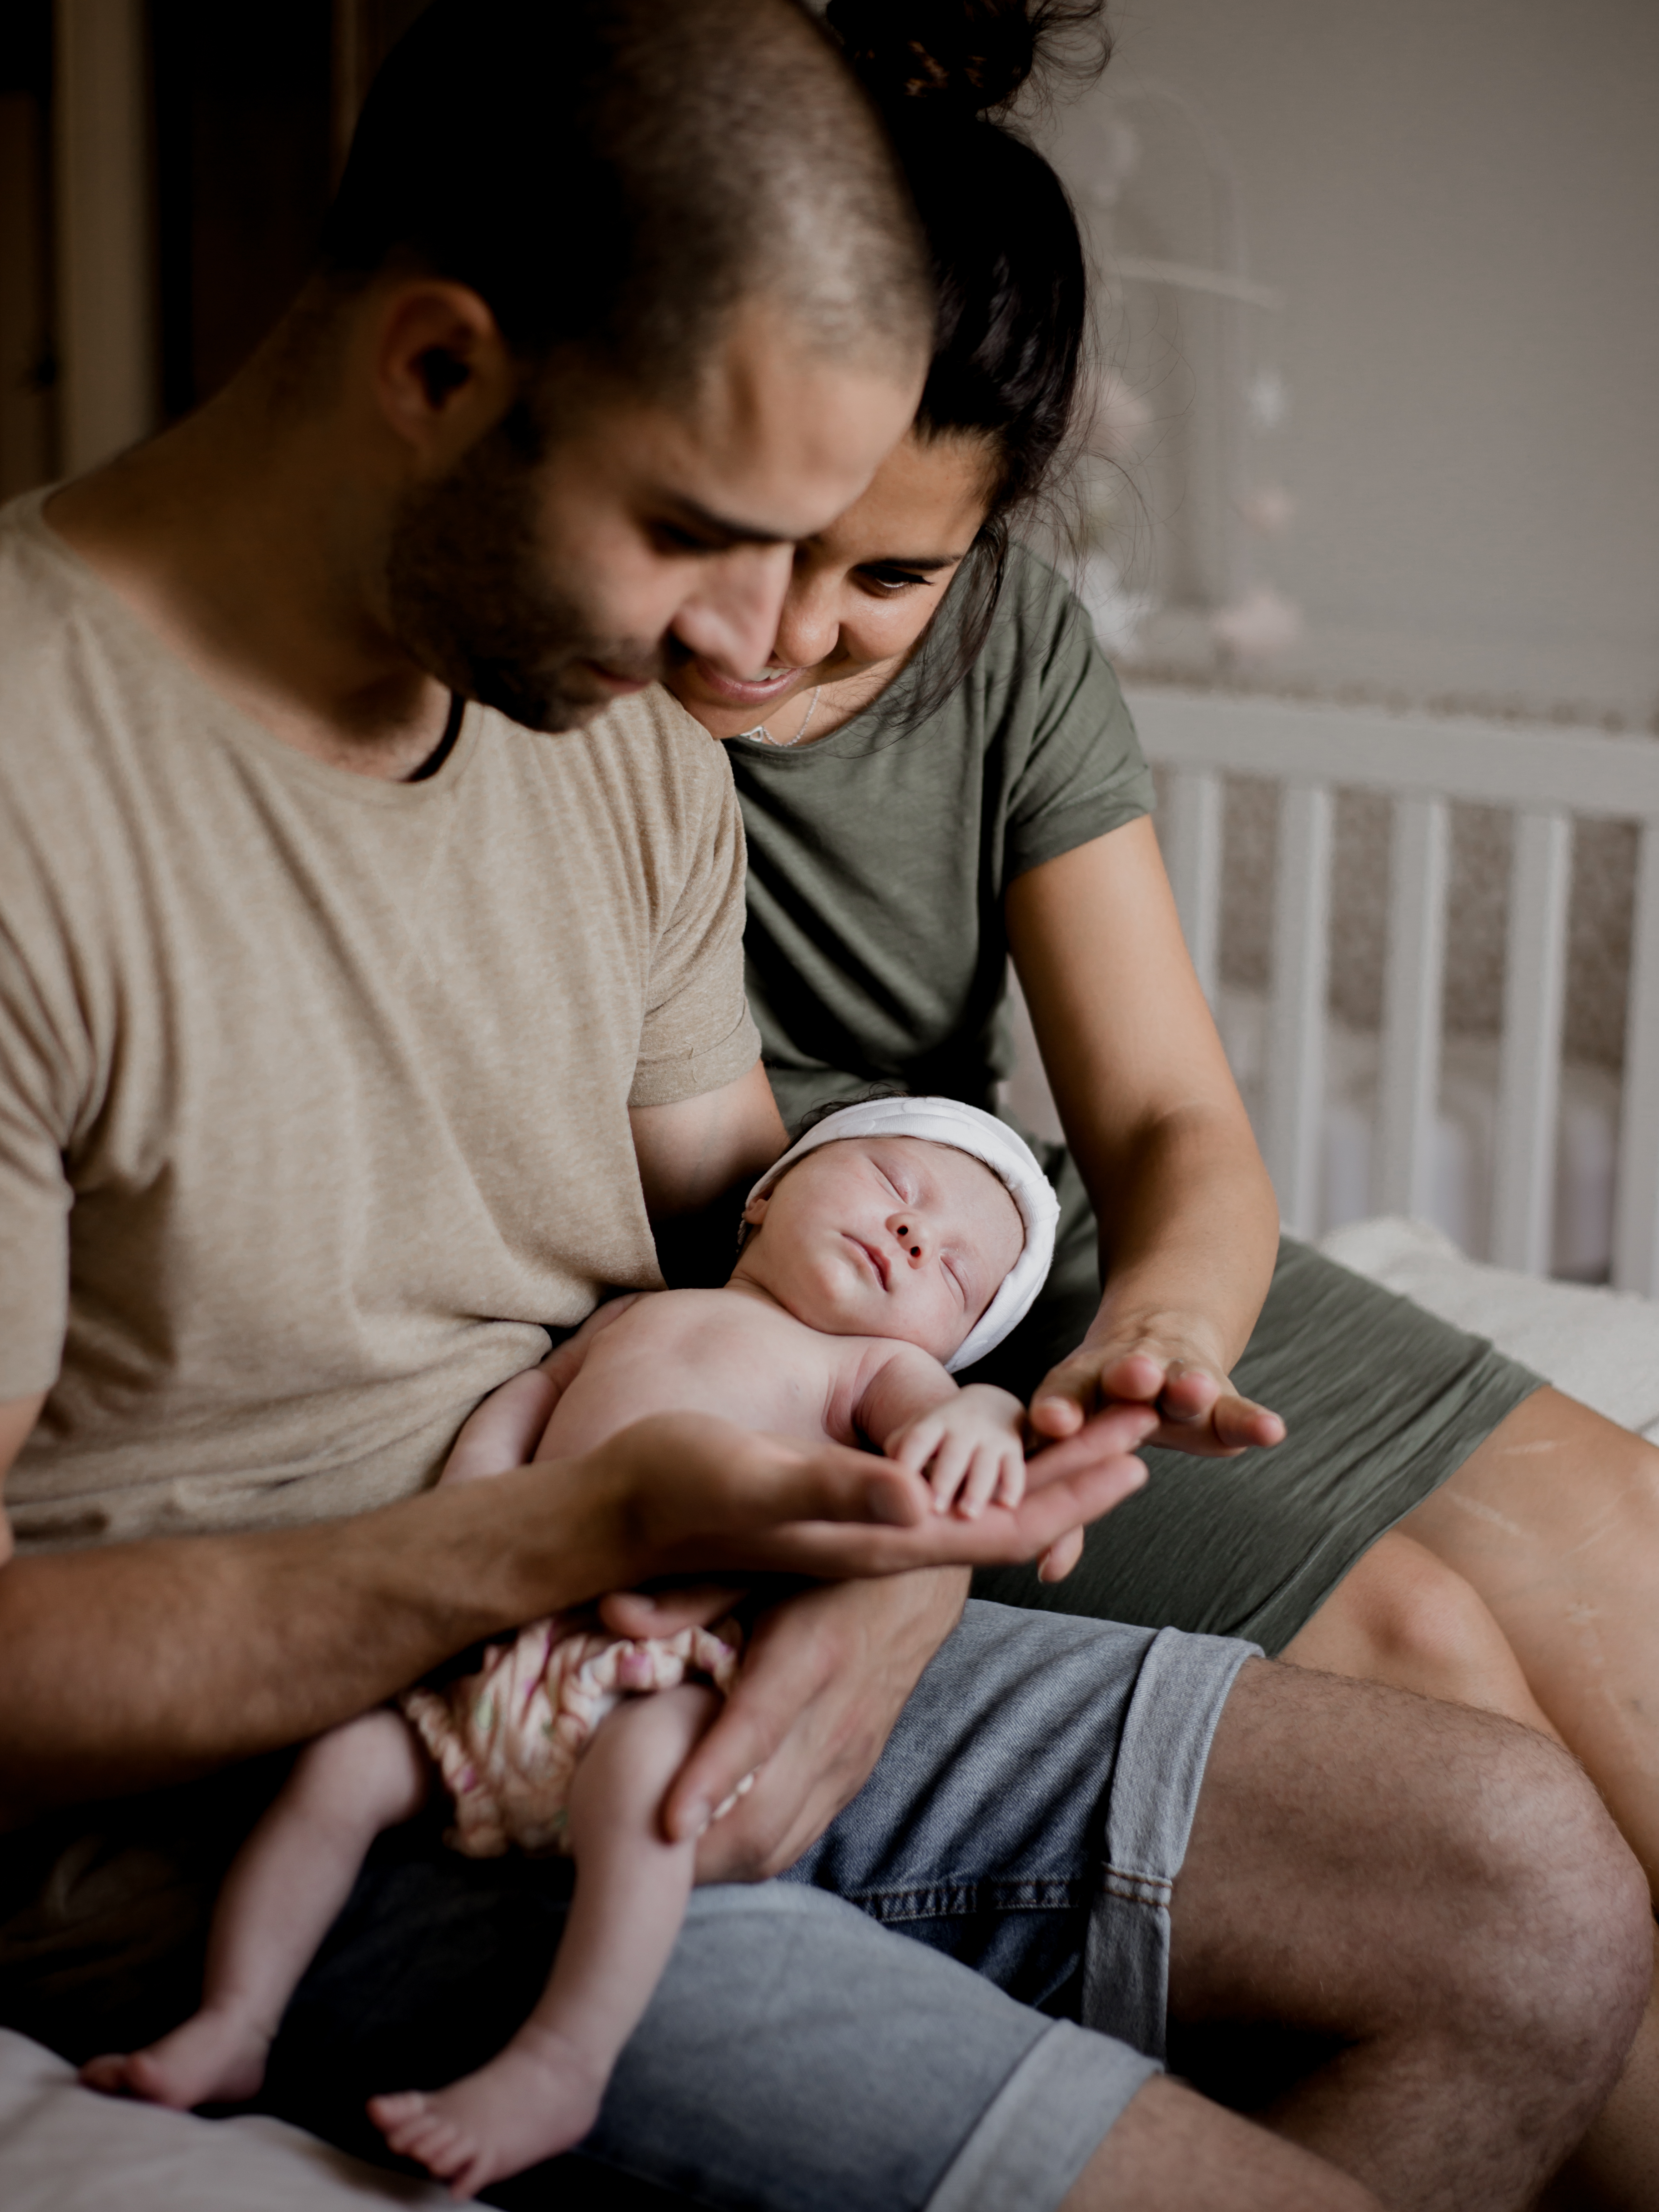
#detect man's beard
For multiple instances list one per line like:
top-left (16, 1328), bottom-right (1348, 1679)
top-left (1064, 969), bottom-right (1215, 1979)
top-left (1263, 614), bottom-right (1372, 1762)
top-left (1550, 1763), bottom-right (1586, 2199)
top-left (384, 412), bottom-right (665, 733)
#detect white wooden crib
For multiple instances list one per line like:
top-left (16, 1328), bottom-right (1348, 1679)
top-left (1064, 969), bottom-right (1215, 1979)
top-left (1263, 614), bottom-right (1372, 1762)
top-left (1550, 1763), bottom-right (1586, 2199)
top-left (1125, 685), bottom-right (1659, 1295)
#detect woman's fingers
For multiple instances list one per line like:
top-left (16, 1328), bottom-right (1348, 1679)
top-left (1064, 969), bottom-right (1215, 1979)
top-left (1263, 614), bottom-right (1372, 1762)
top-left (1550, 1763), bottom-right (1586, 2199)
top-left (1212, 1393), bottom-right (1287, 1450)
top-left (1028, 1341), bottom-right (1286, 1460)
top-left (1027, 1344), bottom-right (1167, 1436)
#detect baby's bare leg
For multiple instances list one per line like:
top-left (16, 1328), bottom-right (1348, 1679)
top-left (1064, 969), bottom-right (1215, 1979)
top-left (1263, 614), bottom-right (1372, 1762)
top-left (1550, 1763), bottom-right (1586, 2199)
top-left (82, 1708), bottom-right (429, 2109)
top-left (370, 1682), bottom-right (718, 2200)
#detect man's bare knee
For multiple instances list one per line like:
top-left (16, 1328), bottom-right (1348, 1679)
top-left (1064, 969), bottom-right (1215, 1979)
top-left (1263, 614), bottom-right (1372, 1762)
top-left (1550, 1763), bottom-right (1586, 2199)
top-left (1435, 1707), bottom-right (1651, 2108)
top-left (1060, 2076), bottom-right (1381, 2212)
top-left (1174, 1660), bottom-right (1651, 2126)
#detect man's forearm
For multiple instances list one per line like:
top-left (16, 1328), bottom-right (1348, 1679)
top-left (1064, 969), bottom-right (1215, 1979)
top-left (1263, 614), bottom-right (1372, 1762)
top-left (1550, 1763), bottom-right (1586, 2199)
top-left (0, 1461), bottom-right (626, 1823)
top-left (0, 1404), bottom-right (1156, 1824)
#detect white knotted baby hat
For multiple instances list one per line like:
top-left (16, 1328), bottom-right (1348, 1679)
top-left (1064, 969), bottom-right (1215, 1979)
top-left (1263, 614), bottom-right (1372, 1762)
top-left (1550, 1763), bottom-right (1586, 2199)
top-left (745, 1096), bottom-right (1060, 1372)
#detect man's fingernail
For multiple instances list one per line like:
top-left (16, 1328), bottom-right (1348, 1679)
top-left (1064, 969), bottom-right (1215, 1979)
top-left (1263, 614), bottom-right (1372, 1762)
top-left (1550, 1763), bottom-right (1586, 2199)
top-left (680, 1800), bottom-right (712, 1839)
top-left (711, 1769), bottom-right (760, 1823)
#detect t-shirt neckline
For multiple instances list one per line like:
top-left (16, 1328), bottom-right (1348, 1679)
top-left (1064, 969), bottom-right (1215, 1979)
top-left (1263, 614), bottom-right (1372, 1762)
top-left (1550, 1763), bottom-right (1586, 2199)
top-left (13, 485), bottom-right (481, 806)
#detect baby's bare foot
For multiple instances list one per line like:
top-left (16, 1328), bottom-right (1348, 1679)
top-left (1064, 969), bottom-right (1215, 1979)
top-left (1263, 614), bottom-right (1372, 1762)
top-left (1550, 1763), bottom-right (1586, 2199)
top-left (80, 2005), bottom-right (273, 2110)
top-left (369, 2029), bottom-right (607, 2200)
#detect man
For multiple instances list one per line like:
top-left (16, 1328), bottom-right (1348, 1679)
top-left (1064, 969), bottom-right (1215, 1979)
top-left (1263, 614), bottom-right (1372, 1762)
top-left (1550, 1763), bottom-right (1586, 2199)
top-left (0, 5), bottom-right (1648, 2208)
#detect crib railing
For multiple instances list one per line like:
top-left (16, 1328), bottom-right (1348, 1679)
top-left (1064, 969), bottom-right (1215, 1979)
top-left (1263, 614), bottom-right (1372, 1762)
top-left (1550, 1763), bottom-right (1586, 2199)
top-left (1125, 685), bottom-right (1659, 1294)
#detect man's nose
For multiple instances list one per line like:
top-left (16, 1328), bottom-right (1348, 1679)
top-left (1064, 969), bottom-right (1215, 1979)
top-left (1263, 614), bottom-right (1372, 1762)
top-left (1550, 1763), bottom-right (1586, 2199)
top-left (771, 576), bottom-right (839, 672)
top-left (672, 545), bottom-right (794, 676)
top-left (889, 1212), bottom-right (928, 1266)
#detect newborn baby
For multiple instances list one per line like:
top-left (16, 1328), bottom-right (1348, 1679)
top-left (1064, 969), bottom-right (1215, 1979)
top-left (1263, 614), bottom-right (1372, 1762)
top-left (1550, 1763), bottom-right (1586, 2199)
top-left (83, 1097), bottom-right (1060, 2199)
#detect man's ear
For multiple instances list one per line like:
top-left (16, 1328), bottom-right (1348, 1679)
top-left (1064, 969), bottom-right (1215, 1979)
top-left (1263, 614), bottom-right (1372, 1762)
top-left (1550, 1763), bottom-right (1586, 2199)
top-left (371, 280), bottom-right (518, 466)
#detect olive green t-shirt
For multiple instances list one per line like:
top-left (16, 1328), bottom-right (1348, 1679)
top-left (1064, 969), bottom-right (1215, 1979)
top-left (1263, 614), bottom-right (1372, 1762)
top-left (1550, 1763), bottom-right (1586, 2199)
top-left (728, 545), bottom-right (1152, 1133)
top-left (0, 492), bottom-right (759, 1551)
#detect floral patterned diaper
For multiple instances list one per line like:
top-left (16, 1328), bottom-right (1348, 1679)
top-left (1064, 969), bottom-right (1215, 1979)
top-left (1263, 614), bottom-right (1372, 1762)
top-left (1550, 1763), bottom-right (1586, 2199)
top-left (402, 1614), bottom-right (742, 1858)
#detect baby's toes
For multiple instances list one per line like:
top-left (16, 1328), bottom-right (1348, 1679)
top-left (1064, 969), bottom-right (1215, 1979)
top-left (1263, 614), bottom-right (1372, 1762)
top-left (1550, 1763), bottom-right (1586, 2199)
top-left (368, 2089), bottom-right (432, 2151)
top-left (80, 2054), bottom-right (135, 2096)
top-left (451, 2153), bottom-right (489, 2203)
top-left (419, 2120), bottom-right (476, 2179)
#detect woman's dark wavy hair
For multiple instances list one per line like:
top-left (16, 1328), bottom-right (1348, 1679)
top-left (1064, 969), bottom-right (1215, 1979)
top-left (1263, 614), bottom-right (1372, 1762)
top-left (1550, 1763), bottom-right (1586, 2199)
top-left (826, 0), bottom-right (1110, 721)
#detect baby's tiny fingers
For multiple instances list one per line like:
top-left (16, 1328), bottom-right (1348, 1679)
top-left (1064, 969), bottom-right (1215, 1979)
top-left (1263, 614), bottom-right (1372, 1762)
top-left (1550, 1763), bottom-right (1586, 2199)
top-left (995, 1448), bottom-right (1027, 1508)
top-left (929, 1433), bottom-right (977, 1514)
top-left (892, 1421), bottom-right (944, 1474)
top-left (960, 1444), bottom-right (1002, 1517)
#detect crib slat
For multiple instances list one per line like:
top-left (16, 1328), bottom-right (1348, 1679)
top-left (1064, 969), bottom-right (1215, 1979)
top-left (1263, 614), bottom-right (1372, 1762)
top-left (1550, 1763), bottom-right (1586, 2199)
top-left (1492, 810), bottom-right (1571, 1274)
top-left (1375, 797), bottom-right (1450, 1218)
top-left (1264, 782), bottom-right (1332, 1237)
top-left (1614, 821), bottom-right (1659, 1295)
top-left (1162, 769), bottom-right (1224, 1005)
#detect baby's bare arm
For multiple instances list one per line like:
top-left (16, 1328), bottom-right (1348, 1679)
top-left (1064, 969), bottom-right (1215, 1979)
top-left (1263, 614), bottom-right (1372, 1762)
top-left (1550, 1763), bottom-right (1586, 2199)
top-left (856, 1349), bottom-right (1027, 1519)
top-left (442, 1296), bottom-right (649, 1485)
top-left (852, 1343), bottom-right (963, 1453)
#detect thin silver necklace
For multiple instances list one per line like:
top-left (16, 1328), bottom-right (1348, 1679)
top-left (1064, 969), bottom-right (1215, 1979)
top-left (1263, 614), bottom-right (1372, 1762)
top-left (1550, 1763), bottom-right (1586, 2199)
top-left (738, 686), bottom-right (821, 748)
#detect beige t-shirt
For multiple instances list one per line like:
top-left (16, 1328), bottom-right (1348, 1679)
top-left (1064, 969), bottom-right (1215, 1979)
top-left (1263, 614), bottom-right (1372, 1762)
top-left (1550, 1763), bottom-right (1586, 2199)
top-left (0, 492), bottom-right (760, 1552)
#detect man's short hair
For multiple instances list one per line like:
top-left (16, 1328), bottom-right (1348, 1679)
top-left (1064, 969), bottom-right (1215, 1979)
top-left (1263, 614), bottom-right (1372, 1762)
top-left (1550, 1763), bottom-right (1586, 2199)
top-left (319, 0), bottom-right (932, 394)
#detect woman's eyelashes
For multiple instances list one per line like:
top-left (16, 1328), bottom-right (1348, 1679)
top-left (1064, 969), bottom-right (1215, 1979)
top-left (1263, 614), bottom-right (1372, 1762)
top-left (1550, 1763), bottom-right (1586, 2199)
top-left (858, 564), bottom-right (935, 596)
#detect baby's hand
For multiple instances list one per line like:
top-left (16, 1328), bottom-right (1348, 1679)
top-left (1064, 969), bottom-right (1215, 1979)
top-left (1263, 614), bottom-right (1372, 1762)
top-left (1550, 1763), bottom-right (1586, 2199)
top-left (886, 1385), bottom-right (1027, 1519)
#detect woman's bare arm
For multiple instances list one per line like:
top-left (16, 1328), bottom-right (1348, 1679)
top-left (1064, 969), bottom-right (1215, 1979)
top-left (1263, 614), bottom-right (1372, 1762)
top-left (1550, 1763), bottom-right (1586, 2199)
top-left (1005, 816), bottom-right (1285, 1456)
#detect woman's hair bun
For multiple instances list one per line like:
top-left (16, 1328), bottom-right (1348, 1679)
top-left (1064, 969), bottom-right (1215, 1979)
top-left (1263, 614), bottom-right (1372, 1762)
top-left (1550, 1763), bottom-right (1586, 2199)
top-left (826, 0), bottom-right (1109, 122)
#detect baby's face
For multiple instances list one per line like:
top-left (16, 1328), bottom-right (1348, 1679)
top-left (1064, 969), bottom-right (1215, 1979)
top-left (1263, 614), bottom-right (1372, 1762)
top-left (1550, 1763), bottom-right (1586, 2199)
top-left (732, 1135), bottom-right (1024, 1362)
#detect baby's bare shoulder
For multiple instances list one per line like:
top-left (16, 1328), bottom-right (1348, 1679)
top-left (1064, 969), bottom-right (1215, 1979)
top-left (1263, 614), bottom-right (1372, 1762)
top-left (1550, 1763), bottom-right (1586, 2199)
top-left (593, 1286), bottom-right (842, 1381)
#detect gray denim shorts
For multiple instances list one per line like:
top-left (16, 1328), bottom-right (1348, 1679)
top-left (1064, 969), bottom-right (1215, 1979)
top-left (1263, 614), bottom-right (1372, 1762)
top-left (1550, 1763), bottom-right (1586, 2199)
top-left (254, 1602), bottom-right (1255, 2211)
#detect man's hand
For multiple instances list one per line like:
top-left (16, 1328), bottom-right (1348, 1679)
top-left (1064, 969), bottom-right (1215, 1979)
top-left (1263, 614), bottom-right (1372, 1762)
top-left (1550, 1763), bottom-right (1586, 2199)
top-left (598, 1569), bottom-right (970, 1869)
top-left (566, 1403), bottom-right (1156, 1595)
top-left (1029, 1320), bottom-right (1285, 1462)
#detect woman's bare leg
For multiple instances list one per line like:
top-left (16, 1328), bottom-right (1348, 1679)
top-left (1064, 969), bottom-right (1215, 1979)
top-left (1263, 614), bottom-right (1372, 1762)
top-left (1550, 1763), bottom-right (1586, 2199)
top-left (80, 1708), bottom-right (429, 2109)
top-left (1399, 1389), bottom-right (1659, 1883)
top-left (1281, 1529), bottom-right (1563, 1737)
top-left (370, 1682), bottom-right (719, 2202)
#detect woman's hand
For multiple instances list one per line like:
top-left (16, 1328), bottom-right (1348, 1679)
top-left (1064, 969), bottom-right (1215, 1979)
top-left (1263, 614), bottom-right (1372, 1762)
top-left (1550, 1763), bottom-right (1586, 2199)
top-left (1028, 1322), bottom-right (1285, 1461)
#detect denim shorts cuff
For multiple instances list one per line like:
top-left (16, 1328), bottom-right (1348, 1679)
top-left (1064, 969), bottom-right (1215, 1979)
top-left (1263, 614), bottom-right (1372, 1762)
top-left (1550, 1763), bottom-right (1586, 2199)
top-left (1083, 1626), bottom-right (1261, 2059)
top-left (923, 2019), bottom-right (1160, 2212)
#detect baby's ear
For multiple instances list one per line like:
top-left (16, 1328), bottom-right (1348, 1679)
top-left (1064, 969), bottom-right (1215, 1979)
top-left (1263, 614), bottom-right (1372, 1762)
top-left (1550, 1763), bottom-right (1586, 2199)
top-left (741, 1194), bottom-right (770, 1229)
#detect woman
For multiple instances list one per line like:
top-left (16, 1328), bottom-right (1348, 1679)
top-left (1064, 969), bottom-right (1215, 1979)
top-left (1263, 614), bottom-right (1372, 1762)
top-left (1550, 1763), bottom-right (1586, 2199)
top-left (669, 5), bottom-right (1659, 2197)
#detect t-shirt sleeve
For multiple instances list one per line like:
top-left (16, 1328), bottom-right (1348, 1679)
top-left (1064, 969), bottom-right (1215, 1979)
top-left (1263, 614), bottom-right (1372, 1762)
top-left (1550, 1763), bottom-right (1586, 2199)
top-left (628, 750), bottom-right (762, 1109)
top-left (0, 922), bottom-right (74, 1400)
top-left (1001, 572), bottom-right (1155, 882)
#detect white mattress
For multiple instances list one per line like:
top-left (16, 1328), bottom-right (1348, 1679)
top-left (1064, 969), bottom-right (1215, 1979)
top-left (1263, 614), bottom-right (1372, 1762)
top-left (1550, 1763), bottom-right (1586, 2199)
top-left (0, 2027), bottom-right (453, 2209)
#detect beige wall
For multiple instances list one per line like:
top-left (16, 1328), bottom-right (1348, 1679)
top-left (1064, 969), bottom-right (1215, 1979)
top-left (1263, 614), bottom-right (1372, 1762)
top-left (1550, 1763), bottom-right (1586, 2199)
top-left (1047, 0), bottom-right (1659, 730)
top-left (1043, 0), bottom-right (1659, 1066)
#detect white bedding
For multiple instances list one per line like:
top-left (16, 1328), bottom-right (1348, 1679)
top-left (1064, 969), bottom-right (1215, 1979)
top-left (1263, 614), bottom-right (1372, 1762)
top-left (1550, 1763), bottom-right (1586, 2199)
top-left (1319, 1216), bottom-right (1659, 1443)
top-left (0, 2028), bottom-right (452, 2209)
top-left (5, 1217), bottom-right (1656, 2206)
